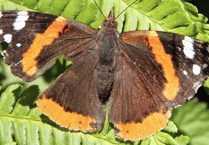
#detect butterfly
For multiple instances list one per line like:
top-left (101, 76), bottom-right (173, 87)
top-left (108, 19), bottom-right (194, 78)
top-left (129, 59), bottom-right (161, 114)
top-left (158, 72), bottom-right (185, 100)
top-left (0, 8), bottom-right (209, 141)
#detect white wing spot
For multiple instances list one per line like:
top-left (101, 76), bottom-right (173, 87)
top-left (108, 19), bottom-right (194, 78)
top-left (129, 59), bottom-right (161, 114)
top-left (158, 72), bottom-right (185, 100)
top-left (13, 11), bottom-right (29, 30)
top-left (16, 43), bottom-right (21, 47)
top-left (193, 64), bottom-right (201, 75)
top-left (203, 63), bottom-right (208, 68)
top-left (3, 34), bottom-right (12, 43)
top-left (0, 29), bottom-right (3, 34)
top-left (183, 70), bottom-right (188, 75)
top-left (0, 12), bottom-right (2, 18)
top-left (182, 36), bottom-right (195, 59)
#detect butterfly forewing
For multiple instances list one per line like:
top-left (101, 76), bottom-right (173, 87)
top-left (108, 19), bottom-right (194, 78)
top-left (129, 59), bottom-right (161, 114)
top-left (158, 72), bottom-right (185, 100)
top-left (121, 31), bottom-right (209, 104)
top-left (0, 10), bottom-right (97, 82)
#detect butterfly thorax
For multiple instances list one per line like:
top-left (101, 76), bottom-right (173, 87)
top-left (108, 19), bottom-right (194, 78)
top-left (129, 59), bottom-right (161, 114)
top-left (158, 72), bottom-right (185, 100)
top-left (95, 11), bottom-right (119, 104)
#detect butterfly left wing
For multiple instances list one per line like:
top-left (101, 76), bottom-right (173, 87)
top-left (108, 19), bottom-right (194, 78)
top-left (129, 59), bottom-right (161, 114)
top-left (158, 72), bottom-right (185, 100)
top-left (0, 10), bottom-right (97, 82)
top-left (37, 40), bottom-right (106, 132)
top-left (108, 30), bottom-right (209, 141)
top-left (0, 10), bottom-right (105, 132)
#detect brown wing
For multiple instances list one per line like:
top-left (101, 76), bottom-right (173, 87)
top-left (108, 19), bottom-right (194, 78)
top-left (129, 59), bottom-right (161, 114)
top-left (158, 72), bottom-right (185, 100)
top-left (0, 10), bottom-right (97, 82)
top-left (108, 30), bottom-right (209, 141)
top-left (37, 40), bottom-right (106, 132)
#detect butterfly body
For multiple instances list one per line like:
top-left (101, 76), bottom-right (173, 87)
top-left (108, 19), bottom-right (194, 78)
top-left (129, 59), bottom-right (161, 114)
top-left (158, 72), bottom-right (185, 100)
top-left (95, 11), bottom-right (118, 103)
top-left (1, 10), bottom-right (209, 141)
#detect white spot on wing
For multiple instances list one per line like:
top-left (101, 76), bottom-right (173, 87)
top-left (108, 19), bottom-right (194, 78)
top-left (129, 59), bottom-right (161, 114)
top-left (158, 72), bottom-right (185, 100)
top-left (203, 63), bottom-right (208, 68)
top-left (16, 43), bottom-right (21, 47)
top-left (13, 11), bottom-right (29, 30)
top-left (193, 64), bottom-right (201, 75)
top-left (3, 34), bottom-right (12, 43)
top-left (183, 70), bottom-right (188, 75)
top-left (182, 36), bottom-right (195, 59)
top-left (0, 29), bottom-right (3, 34)
top-left (0, 12), bottom-right (2, 18)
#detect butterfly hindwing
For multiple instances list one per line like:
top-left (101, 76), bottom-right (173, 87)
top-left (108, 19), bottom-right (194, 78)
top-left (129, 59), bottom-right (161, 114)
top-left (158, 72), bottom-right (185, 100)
top-left (37, 40), bottom-right (106, 132)
top-left (108, 40), bottom-right (172, 141)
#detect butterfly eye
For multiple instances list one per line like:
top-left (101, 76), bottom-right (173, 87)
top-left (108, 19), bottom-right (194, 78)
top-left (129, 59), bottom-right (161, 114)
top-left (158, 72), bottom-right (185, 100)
top-left (102, 19), bottom-right (107, 26)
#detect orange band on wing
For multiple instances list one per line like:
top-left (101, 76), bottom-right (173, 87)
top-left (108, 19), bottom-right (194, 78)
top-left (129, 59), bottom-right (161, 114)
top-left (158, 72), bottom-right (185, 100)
top-left (36, 94), bottom-right (96, 132)
top-left (22, 16), bottom-right (69, 76)
top-left (147, 32), bottom-right (179, 100)
top-left (115, 108), bottom-right (171, 141)
top-left (122, 31), bottom-right (179, 100)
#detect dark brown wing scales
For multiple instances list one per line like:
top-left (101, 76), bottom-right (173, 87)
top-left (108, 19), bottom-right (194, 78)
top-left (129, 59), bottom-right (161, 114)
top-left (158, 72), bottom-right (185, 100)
top-left (37, 41), bottom-right (106, 132)
top-left (0, 10), bottom-right (97, 82)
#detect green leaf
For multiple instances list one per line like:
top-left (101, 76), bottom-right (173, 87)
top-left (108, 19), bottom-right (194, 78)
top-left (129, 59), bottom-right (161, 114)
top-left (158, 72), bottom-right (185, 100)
top-left (3, 142), bottom-right (17, 145)
top-left (171, 101), bottom-right (209, 145)
top-left (1, 0), bottom-right (209, 144)
top-left (174, 135), bottom-right (190, 145)
top-left (0, 84), bottom-right (21, 114)
top-left (163, 121), bottom-right (178, 133)
top-left (140, 121), bottom-right (189, 145)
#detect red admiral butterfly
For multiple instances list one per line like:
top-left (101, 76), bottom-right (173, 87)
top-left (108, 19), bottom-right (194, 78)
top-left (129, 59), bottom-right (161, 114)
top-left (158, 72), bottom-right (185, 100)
top-left (0, 8), bottom-right (209, 141)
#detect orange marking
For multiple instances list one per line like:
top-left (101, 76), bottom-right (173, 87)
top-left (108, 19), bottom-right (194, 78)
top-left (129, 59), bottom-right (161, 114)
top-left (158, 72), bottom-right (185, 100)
top-left (22, 16), bottom-right (70, 76)
top-left (122, 32), bottom-right (179, 100)
top-left (147, 32), bottom-right (179, 100)
top-left (36, 95), bottom-right (96, 132)
top-left (115, 108), bottom-right (171, 141)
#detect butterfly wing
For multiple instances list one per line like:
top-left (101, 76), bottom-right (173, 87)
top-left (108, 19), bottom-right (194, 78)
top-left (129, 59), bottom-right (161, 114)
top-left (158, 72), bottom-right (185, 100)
top-left (108, 30), bottom-right (209, 141)
top-left (37, 40), bottom-right (106, 132)
top-left (121, 31), bottom-right (209, 103)
top-left (1, 10), bottom-right (105, 132)
top-left (0, 10), bottom-right (97, 82)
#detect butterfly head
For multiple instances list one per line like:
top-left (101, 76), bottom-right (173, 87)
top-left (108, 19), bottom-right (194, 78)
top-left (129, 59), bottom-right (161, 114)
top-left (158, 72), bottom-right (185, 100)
top-left (102, 10), bottom-right (118, 29)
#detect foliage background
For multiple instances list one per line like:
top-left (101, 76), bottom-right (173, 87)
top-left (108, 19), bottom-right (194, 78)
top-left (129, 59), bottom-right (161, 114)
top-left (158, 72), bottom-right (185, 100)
top-left (0, 0), bottom-right (209, 144)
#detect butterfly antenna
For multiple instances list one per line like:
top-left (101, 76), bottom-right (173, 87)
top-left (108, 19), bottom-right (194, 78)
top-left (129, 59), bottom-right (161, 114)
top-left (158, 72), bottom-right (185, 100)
top-left (93, 0), bottom-right (106, 19)
top-left (115, 0), bottom-right (138, 20)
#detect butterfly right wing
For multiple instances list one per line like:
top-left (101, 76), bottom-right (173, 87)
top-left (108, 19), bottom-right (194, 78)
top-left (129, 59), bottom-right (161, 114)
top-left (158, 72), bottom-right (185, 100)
top-left (108, 30), bottom-right (209, 141)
